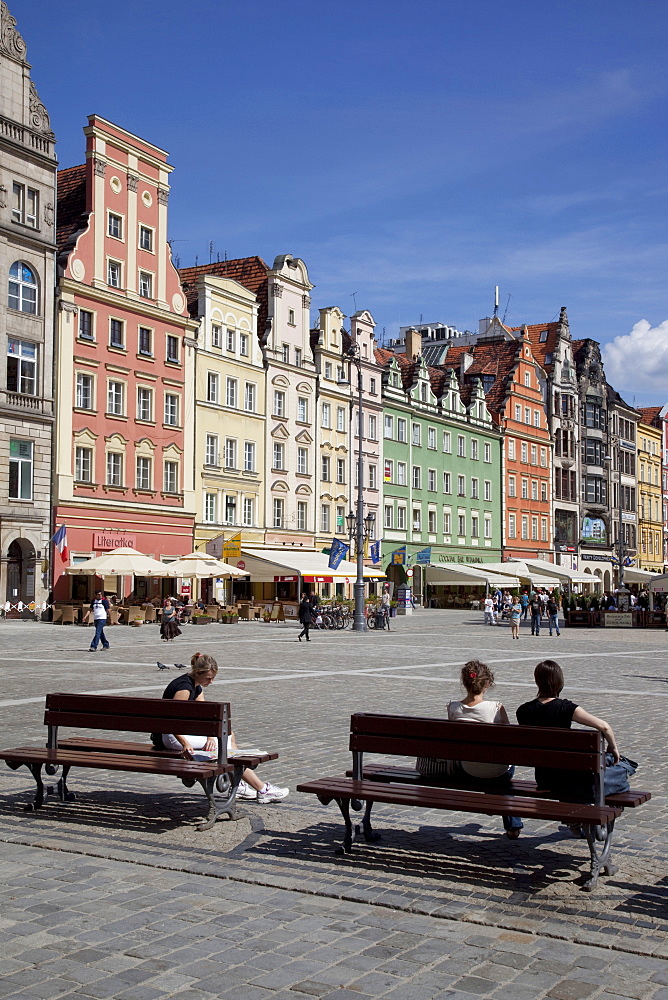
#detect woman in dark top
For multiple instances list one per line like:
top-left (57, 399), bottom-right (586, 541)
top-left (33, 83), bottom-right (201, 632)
top-left (160, 599), bottom-right (182, 641)
top-left (298, 593), bottom-right (313, 642)
top-left (152, 652), bottom-right (289, 803)
top-left (517, 659), bottom-right (619, 806)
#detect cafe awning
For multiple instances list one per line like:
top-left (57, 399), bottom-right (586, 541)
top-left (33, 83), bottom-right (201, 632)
top-left (64, 546), bottom-right (176, 577)
top-left (625, 566), bottom-right (659, 584)
top-left (507, 557), bottom-right (590, 585)
top-left (648, 573), bottom-right (668, 593)
top-left (425, 564), bottom-right (521, 588)
top-left (238, 547), bottom-right (385, 583)
top-left (477, 561), bottom-right (557, 589)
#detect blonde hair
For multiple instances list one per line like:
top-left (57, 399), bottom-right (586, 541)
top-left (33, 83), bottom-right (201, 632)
top-left (461, 659), bottom-right (494, 697)
top-left (190, 652), bottom-right (218, 677)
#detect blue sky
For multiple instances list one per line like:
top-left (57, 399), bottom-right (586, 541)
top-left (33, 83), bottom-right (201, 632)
top-left (13, 0), bottom-right (668, 403)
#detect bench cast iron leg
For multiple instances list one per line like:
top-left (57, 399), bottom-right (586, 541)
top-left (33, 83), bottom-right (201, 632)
top-left (196, 774), bottom-right (240, 832)
top-left (25, 763), bottom-right (44, 811)
top-left (361, 799), bottom-right (381, 843)
top-left (334, 797), bottom-right (356, 855)
top-left (56, 766), bottom-right (76, 802)
top-left (582, 820), bottom-right (618, 891)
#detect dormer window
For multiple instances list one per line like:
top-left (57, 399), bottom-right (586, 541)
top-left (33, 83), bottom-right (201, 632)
top-left (539, 330), bottom-right (548, 342)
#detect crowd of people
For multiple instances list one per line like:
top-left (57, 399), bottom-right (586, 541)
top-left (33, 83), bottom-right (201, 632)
top-left (482, 588), bottom-right (561, 636)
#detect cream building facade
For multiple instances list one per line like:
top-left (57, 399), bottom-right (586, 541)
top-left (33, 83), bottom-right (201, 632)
top-left (189, 274), bottom-right (265, 556)
top-left (0, 4), bottom-right (56, 605)
top-left (636, 409), bottom-right (663, 573)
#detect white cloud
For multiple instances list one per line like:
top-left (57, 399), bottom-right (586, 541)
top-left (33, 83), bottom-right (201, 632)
top-left (603, 319), bottom-right (668, 393)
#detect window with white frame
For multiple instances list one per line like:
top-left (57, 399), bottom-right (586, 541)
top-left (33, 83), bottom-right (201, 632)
top-left (274, 390), bottom-right (285, 417)
top-left (541, 482), bottom-right (547, 501)
top-left (164, 460), bottom-right (178, 493)
top-left (138, 326), bottom-right (152, 356)
top-left (296, 501), bottom-right (307, 530)
top-left (244, 382), bottom-right (256, 412)
top-left (412, 423), bottom-right (421, 446)
top-left (79, 310), bottom-right (94, 340)
top-left (413, 508), bottom-right (422, 530)
top-left (273, 442), bottom-right (284, 470)
top-left (384, 504), bottom-right (393, 529)
top-left (324, 361), bottom-right (332, 379)
top-left (106, 451), bottom-right (123, 487)
top-left (514, 404), bottom-right (521, 421)
top-left (443, 471), bottom-right (451, 494)
top-left (138, 271), bottom-right (152, 298)
top-left (530, 444), bottom-right (537, 465)
top-left (508, 438), bottom-right (516, 460)
top-left (484, 480), bottom-right (492, 501)
top-left (384, 459), bottom-right (393, 483)
top-left (531, 516), bottom-right (538, 541)
top-left (471, 438), bottom-right (479, 460)
top-left (336, 458), bottom-right (346, 484)
top-left (12, 183), bottom-right (38, 228)
top-left (205, 434), bottom-right (218, 466)
top-left (75, 372), bottom-right (93, 409)
top-left (368, 414), bottom-right (377, 440)
top-left (336, 505), bottom-right (345, 533)
top-left (471, 477), bottom-right (479, 499)
top-left (8, 261), bottom-right (37, 313)
top-left (107, 259), bottom-right (121, 288)
top-left (524, 407), bottom-right (531, 424)
top-left (109, 318), bottom-right (124, 348)
top-left (508, 475), bottom-right (516, 497)
top-left (243, 442), bottom-right (255, 472)
top-left (136, 456), bottom-right (151, 490)
top-left (384, 415), bottom-right (394, 439)
top-left (282, 344), bottom-right (290, 364)
top-left (396, 506), bottom-right (406, 530)
top-left (211, 324), bottom-right (222, 348)
top-left (369, 464), bottom-right (377, 489)
top-left (443, 509), bottom-right (451, 535)
top-left (297, 397), bottom-right (308, 422)
top-left (428, 427), bottom-right (437, 449)
top-left (484, 442), bottom-right (491, 462)
top-left (164, 393), bottom-right (179, 426)
top-left (531, 480), bottom-right (538, 501)
top-left (533, 409), bottom-right (540, 427)
top-left (243, 497), bottom-right (254, 526)
top-left (428, 468), bottom-right (437, 491)
top-left (521, 515), bottom-right (528, 540)
top-left (508, 514), bottom-right (516, 538)
top-left (224, 438), bottom-right (237, 468)
top-left (227, 328), bottom-right (235, 352)
top-left (442, 430), bottom-right (452, 453)
top-left (108, 213), bottom-right (123, 239)
top-left (294, 347), bottom-right (302, 367)
top-left (297, 447), bottom-right (308, 474)
top-left (239, 333), bottom-right (249, 356)
top-left (207, 373), bottom-right (219, 403)
top-left (457, 435), bottom-right (466, 457)
top-left (524, 371), bottom-right (530, 387)
top-left (288, 308), bottom-right (296, 325)
top-left (428, 509), bottom-right (437, 533)
top-left (166, 335), bottom-right (179, 363)
top-left (370, 377), bottom-right (377, 394)
top-left (137, 387), bottom-right (152, 422)
top-left (484, 515), bottom-right (492, 538)
top-left (139, 225), bottom-right (153, 251)
top-left (471, 514), bottom-right (479, 538)
top-left (541, 517), bottom-right (548, 542)
top-left (107, 381), bottom-right (124, 415)
top-left (204, 492), bottom-right (217, 523)
top-left (321, 455), bottom-right (331, 481)
top-left (397, 418), bottom-right (407, 442)
top-left (321, 402), bottom-right (331, 428)
top-left (457, 475), bottom-right (465, 496)
top-left (521, 478), bottom-right (528, 499)
top-left (412, 465), bottom-right (421, 489)
top-left (521, 441), bottom-right (528, 463)
top-left (397, 461), bottom-right (406, 486)
top-left (321, 504), bottom-right (330, 533)
top-left (75, 446), bottom-right (92, 483)
top-left (540, 447), bottom-right (547, 467)
top-left (225, 495), bottom-right (236, 524)
top-left (273, 497), bottom-right (284, 528)
top-left (337, 406), bottom-right (346, 432)
top-left (226, 377), bottom-right (238, 408)
top-left (458, 513), bottom-right (466, 537)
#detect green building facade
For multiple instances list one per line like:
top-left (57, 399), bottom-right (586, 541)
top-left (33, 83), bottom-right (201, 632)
top-left (377, 354), bottom-right (503, 602)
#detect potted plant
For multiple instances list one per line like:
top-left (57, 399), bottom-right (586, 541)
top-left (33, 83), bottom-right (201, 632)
top-left (192, 613), bottom-right (212, 625)
top-left (227, 610), bottom-right (239, 624)
top-left (130, 616), bottom-right (143, 627)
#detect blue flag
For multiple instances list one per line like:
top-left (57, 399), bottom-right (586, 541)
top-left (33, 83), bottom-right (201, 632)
top-left (370, 540), bottom-right (381, 565)
top-left (328, 537), bottom-right (349, 570)
top-left (416, 546), bottom-right (431, 564)
top-left (390, 546), bottom-right (406, 566)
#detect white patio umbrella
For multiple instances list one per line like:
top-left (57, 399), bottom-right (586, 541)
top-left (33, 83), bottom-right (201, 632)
top-left (166, 552), bottom-right (248, 579)
top-left (65, 546), bottom-right (176, 577)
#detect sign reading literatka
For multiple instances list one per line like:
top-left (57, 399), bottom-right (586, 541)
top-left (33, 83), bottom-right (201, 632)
top-left (93, 532), bottom-right (137, 550)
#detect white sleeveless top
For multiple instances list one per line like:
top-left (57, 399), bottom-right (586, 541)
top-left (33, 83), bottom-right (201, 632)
top-left (448, 700), bottom-right (510, 778)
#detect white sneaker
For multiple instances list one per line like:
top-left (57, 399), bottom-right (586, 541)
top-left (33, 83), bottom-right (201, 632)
top-left (257, 782), bottom-right (289, 804)
top-left (236, 779), bottom-right (257, 800)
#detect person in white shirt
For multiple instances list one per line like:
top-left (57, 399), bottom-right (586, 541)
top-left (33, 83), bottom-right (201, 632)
top-left (483, 595), bottom-right (497, 626)
top-left (88, 590), bottom-right (110, 652)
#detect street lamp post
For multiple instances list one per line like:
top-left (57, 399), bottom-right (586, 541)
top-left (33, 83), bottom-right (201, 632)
top-left (341, 343), bottom-right (369, 632)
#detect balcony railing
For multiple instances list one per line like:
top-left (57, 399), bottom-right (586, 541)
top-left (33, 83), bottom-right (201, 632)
top-left (1, 390), bottom-right (53, 415)
top-left (0, 114), bottom-right (54, 157)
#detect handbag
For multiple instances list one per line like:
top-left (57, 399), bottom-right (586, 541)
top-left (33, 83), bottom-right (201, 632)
top-left (603, 752), bottom-right (638, 796)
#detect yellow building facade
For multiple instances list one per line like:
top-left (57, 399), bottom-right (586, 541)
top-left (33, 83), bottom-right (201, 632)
top-left (637, 409), bottom-right (663, 572)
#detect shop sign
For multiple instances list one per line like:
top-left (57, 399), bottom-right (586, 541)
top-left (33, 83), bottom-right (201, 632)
top-left (603, 612), bottom-right (633, 628)
top-left (180, 583), bottom-right (191, 596)
top-left (581, 554), bottom-right (610, 562)
top-left (274, 575), bottom-right (297, 582)
top-left (437, 554), bottom-right (483, 564)
top-left (236, 560), bottom-right (245, 570)
top-left (93, 532), bottom-right (136, 550)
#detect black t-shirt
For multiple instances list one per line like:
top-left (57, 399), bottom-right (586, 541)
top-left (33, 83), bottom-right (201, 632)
top-left (547, 600), bottom-right (559, 615)
top-left (516, 697), bottom-right (593, 801)
top-left (529, 599), bottom-right (542, 615)
top-left (150, 674), bottom-right (201, 747)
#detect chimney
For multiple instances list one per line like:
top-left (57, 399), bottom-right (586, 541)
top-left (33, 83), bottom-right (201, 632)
top-left (478, 317), bottom-right (492, 336)
top-left (460, 352), bottom-right (474, 376)
top-left (405, 327), bottom-right (422, 360)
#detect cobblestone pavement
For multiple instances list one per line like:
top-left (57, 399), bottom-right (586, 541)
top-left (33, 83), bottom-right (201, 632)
top-left (0, 611), bottom-right (666, 997)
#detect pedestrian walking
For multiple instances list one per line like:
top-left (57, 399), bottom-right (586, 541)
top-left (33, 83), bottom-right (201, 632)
top-left (298, 593), bottom-right (313, 642)
top-left (483, 594), bottom-right (497, 626)
top-left (88, 590), bottom-right (110, 652)
top-left (547, 595), bottom-right (561, 636)
top-left (160, 598), bottom-right (182, 642)
top-left (529, 594), bottom-right (542, 635)
top-left (520, 591), bottom-right (529, 620)
top-left (510, 597), bottom-right (521, 639)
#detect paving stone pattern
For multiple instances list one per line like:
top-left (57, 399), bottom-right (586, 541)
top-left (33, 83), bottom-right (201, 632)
top-left (0, 612), bottom-right (666, 997)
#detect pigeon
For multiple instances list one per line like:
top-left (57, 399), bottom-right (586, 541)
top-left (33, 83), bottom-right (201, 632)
top-left (174, 663), bottom-right (188, 670)
top-left (157, 661), bottom-right (169, 671)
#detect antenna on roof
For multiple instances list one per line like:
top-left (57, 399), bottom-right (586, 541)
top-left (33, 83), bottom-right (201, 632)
top-left (195, 255), bottom-right (198, 267)
top-left (351, 292), bottom-right (358, 312)
top-left (493, 285), bottom-right (499, 320)
top-left (209, 241), bottom-right (215, 264)
top-left (216, 252), bottom-right (220, 263)
top-left (502, 293), bottom-right (512, 325)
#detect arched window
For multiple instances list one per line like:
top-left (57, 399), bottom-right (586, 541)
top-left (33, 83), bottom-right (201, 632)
top-left (8, 262), bottom-right (37, 314)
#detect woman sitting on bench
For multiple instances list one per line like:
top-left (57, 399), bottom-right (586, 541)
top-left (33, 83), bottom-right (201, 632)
top-left (152, 652), bottom-right (289, 804)
top-left (416, 660), bottom-right (523, 839)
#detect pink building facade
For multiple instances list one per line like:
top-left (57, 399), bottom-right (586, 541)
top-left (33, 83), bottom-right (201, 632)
top-left (53, 116), bottom-right (197, 599)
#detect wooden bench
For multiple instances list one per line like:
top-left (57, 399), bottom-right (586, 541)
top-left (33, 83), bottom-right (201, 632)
top-left (0, 693), bottom-right (277, 831)
top-left (297, 712), bottom-right (650, 891)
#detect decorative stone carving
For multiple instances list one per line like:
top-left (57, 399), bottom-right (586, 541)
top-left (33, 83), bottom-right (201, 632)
top-left (302, 295), bottom-right (311, 308)
top-left (43, 202), bottom-right (54, 226)
top-left (0, 2), bottom-right (27, 60)
top-left (157, 188), bottom-right (169, 206)
top-left (93, 157), bottom-right (106, 178)
top-left (0, 184), bottom-right (6, 209)
top-left (29, 82), bottom-right (55, 137)
top-left (127, 173), bottom-right (138, 192)
top-left (271, 283), bottom-right (283, 298)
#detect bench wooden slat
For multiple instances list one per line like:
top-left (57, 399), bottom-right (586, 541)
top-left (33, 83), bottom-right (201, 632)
top-left (0, 747), bottom-right (231, 778)
top-left (57, 737), bottom-right (279, 768)
top-left (350, 734), bottom-right (600, 772)
top-left (296, 777), bottom-right (622, 825)
top-left (44, 693), bottom-right (228, 738)
top-left (46, 693), bottom-right (226, 720)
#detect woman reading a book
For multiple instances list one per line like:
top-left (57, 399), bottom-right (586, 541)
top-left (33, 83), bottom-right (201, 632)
top-left (151, 651), bottom-right (289, 804)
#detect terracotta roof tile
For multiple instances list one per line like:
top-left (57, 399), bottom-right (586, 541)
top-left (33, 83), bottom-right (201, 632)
top-left (440, 338), bottom-right (521, 416)
top-left (56, 164), bottom-right (87, 256)
top-left (512, 322), bottom-right (560, 372)
top-left (636, 405), bottom-right (663, 428)
top-left (178, 256), bottom-right (270, 341)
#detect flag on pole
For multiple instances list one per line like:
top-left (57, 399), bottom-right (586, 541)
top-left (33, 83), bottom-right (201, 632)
top-left (51, 524), bottom-right (69, 563)
top-left (416, 546), bottom-right (431, 564)
top-left (328, 537), bottom-right (349, 570)
top-left (370, 540), bottom-right (381, 565)
top-left (390, 546), bottom-right (406, 565)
